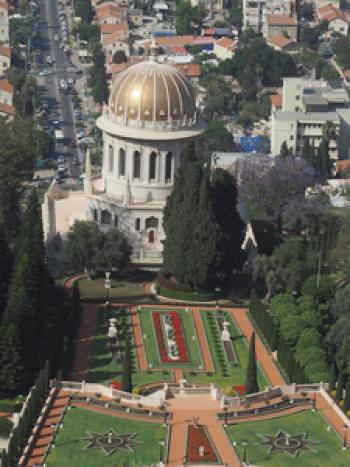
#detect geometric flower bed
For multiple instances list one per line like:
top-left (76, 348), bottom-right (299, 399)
top-left (153, 311), bottom-right (189, 363)
top-left (80, 428), bottom-right (144, 456)
top-left (186, 424), bottom-right (220, 463)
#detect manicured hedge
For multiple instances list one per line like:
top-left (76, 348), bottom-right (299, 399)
top-left (156, 282), bottom-right (217, 302)
top-left (0, 400), bottom-right (22, 413)
top-left (0, 417), bottom-right (13, 437)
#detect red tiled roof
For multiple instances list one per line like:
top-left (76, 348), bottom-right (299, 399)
top-left (0, 1), bottom-right (8, 10)
top-left (268, 34), bottom-right (293, 48)
top-left (202, 28), bottom-right (214, 36)
top-left (0, 102), bottom-right (15, 115)
top-left (0, 79), bottom-right (13, 94)
top-left (215, 37), bottom-right (236, 50)
top-left (174, 63), bottom-right (201, 78)
top-left (336, 159), bottom-right (350, 173)
top-left (0, 45), bottom-right (10, 58)
top-left (95, 4), bottom-right (124, 20)
top-left (102, 29), bottom-right (128, 45)
top-left (319, 4), bottom-right (348, 23)
top-left (156, 35), bottom-right (194, 47)
top-left (267, 14), bottom-right (297, 26)
top-left (270, 93), bottom-right (283, 108)
top-left (100, 23), bottom-right (120, 34)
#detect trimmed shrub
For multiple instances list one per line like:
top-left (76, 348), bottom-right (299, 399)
top-left (301, 274), bottom-right (335, 303)
top-left (0, 417), bottom-right (13, 437)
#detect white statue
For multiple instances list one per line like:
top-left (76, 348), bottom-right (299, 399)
top-left (108, 318), bottom-right (118, 339)
top-left (221, 321), bottom-right (231, 342)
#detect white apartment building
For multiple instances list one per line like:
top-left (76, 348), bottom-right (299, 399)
top-left (243, 0), bottom-right (292, 33)
top-left (0, 1), bottom-right (9, 44)
top-left (271, 77), bottom-right (350, 159)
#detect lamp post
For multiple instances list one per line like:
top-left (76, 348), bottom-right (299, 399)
top-left (223, 405), bottom-right (228, 427)
top-left (105, 271), bottom-right (111, 304)
top-left (215, 287), bottom-right (221, 312)
top-left (160, 404), bottom-right (167, 427)
top-left (343, 424), bottom-right (349, 449)
top-left (241, 439), bottom-right (249, 465)
top-left (158, 439), bottom-right (165, 465)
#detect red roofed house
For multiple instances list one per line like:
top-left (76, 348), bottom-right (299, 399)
top-left (95, 4), bottom-right (125, 24)
top-left (264, 14), bottom-right (298, 41)
top-left (0, 44), bottom-right (10, 76)
top-left (0, 78), bottom-right (15, 117)
top-left (102, 31), bottom-right (129, 63)
top-left (318, 4), bottom-right (349, 35)
top-left (156, 35), bottom-right (194, 49)
top-left (267, 34), bottom-right (293, 51)
top-left (270, 93), bottom-right (283, 110)
top-left (173, 63), bottom-right (201, 79)
top-left (100, 21), bottom-right (129, 40)
top-left (0, 1), bottom-right (9, 43)
top-left (214, 37), bottom-right (236, 60)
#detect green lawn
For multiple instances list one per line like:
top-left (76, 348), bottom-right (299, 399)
top-left (226, 411), bottom-right (350, 467)
top-left (46, 407), bottom-right (167, 467)
top-left (184, 310), bottom-right (268, 389)
top-left (139, 307), bottom-right (203, 369)
top-left (88, 307), bottom-right (172, 387)
top-left (78, 276), bottom-right (148, 300)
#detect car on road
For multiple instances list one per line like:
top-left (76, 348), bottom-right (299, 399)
top-left (54, 34), bottom-right (59, 41)
top-left (68, 142), bottom-right (77, 149)
top-left (58, 155), bottom-right (65, 164)
top-left (46, 56), bottom-right (53, 65)
top-left (76, 131), bottom-right (85, 140)
top-left (59, 42), bottom-right (64, 49)
top-left (72, 158), bottom-right (81, 165)
top-left (67, 77), bottom-right (75, 85)
top-left (59, 79), bottom-right (68, 91)
top-left (64, 45), bottom-right (70, 53)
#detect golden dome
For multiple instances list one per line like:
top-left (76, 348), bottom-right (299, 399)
top-left (108, 61), bottom-right (197, 129)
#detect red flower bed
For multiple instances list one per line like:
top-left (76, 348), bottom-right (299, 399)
top-left (153, 311), bottom-right (189, 363)
top-left (186, 425), bottom-right (219, 463)
top-left (233, 385), bottom-right (246, 395)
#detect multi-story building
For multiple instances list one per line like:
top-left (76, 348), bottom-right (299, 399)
top-left (0, 78), bottom-right (14, 117)
top-left (271, 77), bottom-right (350, 160)
top-left (264, 14), bottom-right (298, 41)
top-left (0, 1), bottom-right (9, 44)
top-left (243, 0), bottom-right (292, 33)
top-left (0, 44), bottom-right (10, 76)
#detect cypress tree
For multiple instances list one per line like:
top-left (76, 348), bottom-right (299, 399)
top-left (269, 324), bottom-right (279, 352)
top-left (317, 139), bottom-right (331, 178)
top-left (0, 325), bottom-right (26, 398)
top-left (343, 378), bottom-right (350, 412)
top-left (0, 225), bottom-right (12, 318)
top-left (121, 337), bottom-right (132, 393)
top-left (336, 373), bottom-right (344, 402)
top-left (329, 363), bottom-right (337, 393)
top-left (301, 137), bottom-right (313, 164)
top-left (280, 141), bottom-right (289, 158)
top-left (211, 168), bottom-right (246, 280)
top-left (245, 332), bottom-right (258, 394)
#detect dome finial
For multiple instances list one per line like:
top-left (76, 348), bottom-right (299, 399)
top-left (149, 37), bottom-right (158, 62)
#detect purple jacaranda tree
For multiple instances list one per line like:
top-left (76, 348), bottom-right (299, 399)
top-left (235, 156), bottom-right (319, 232)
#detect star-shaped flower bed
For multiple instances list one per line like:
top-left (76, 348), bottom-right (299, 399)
top-left (259, 430), bottom-right (318, 457)
top-left (80, 428), bottom-right (144, 456)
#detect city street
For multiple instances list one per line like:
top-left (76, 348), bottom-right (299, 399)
top-left (37, 0), bottom-right (81, 179)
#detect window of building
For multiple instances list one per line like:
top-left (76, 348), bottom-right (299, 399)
top-left (296, 95), bottom-right (300, 100)
top-left (135, 218), bottom-right (141, 231)
top-left (101, 210), bottom-right (112, 225)
top-left (290, 135), bottom-right (294, 140)
top-left (149, 152), bottom-right (157, 180)
top-left (108, 145), bottom-right (114, 172)
top-left (133, 151), bottom-right (141, 179)
top-left (145, 216), bottom-right (159, 229)
top-left (148, 230), bottom-right (155, 243)
top-left (114, 215), bottom-right (118, 227)
top-left (165, 151), bottom-right (173, 181)
top-left (93, 208), bottom-right (98, 222)
top-left (119, 148), bottom-right (126, 176)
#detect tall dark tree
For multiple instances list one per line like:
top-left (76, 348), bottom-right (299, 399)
top-left (280, 141), bottom-right (289, 158)
top-left (0, 325), bottom-right (26, 398)
top-left (121, 337), bottom-right (132, 393)
top-left (89, 44), bottom-right (109, 104)
top-left (343, 377), bottom-right (350, 412)
top-left (317, 138), bottom-right (332, 178)
top-left (301, 137), bottom-right (313, 164)
top-left (336, 372), bottom-right (345, 401)
top-left (329, 363), bottom-right (337, 393)
top-left (211, 168), bottom-right (246, 281)
top-left (245, 332), bottom-right (258, 394)
top-left (0, 226), bottom-right (12, 317)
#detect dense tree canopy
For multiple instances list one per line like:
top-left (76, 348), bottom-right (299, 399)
top-left (88, 43), bottom-right (109, 104)
top-left (163, 144), bottom-right (245, 290)
top-left (175, 0), bottom-right (205, 35)
top-left (64, 221), bottom-right (131, 276)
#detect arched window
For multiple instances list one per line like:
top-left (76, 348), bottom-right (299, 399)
top-left (101, 210), bottom-right (111, 225)
top-left (93, 208), bottom-right (98, 222)
top-left (148, 230), bottom-right (155, 243)
top-left (119, 148), bottom-right (126, 176)
top-left (145, 216), bottom-right (159, 229)
top-left (133, 151), bottom-right (141, 179)
top-left (108, 145), bottom-right (114, 172)
top-left (149, 151), bottom-right (157, 180)
top-left (165, 151), bottom-right (173, 181)
top-left (135, 218), bottom-right (141, 231)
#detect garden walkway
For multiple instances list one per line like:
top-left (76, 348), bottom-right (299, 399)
top-left (229, 307), bottom-right (285, 387)
top-left (70, 303), bottom-right (99, 381)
